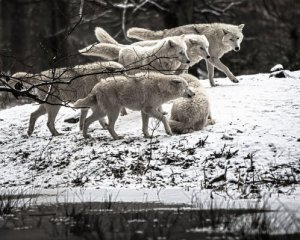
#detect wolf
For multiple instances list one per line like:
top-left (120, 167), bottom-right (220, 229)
top-left (127, 23), bottom-right (244, 86)
top-left (80, 27), bottom-right (210, 73)
top-left (73, 71), bottom-right (195, 140)
top-left (11, 61), bottom-right (123, 136)
top-left (169, 73), bottom-right (214, 134)
top-left (80, 32), bottom-right (193, 116)
top-left (80, 33), bottom-right (190, 74)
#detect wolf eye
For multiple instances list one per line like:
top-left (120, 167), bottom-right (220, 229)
top-left (200, 47), bottom-right (204, 50)
top-left (237, 37), bottom-right (240, 40)
top-left (230, 39), bottom-right (234, 41)
top-left (179, 51), bottom-right (184, 55)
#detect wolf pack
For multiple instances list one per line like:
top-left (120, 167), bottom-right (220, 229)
top-left (11, 23), bottom-right (244, 140)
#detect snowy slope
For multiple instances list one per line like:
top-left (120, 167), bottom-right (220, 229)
top-left (0, 72), bottom-right (300, 199)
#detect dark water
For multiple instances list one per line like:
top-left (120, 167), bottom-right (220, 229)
top-left (1, 202), bottom-right (300, 240)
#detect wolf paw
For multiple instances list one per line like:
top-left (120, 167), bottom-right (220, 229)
top-left (182, 128), bottom-right (194, 134)
top-left (52, 132), bottom-right (62, 136)
top-left (165, 129), bottom-right (173, 136)
top-left (231, 77), bottom-right (239, 83)
top-left (113, 135), bottom-right (124, 140)
top-left (83, 133), bottom-right (92, 139)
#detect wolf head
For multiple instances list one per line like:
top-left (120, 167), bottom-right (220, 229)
top-left (184, 34), bottom-right (210, 66)
top-left (163, 76), bottom-right (195, 99)
top-left (165, 38), bottom-right (190, 64)
top-left (222, 24), bottom-right (244, 52)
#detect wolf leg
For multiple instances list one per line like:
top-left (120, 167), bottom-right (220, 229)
top-left (79, 109), bottom-right (88, 130)
top-left (82, 107), bottom-right (104, 138)
top-left (99, 117), bottom-right (108, 129)
top-left (28, 104), bottom-right (47, 136)
top-left (45, 105), bottom-right (62, 136)
top-left (120, 107), bottom-right (128, 116)
top-left (141, 111), bottom-right (150, 138)
top-left (107, 109), bottom-right (123, 140)
top-left (209, 58), bottom-right (239, 83)
top-left (206, 61), bottom-right (216, 87)
top-left (207, 110), bottom-right (216, 126)
top-left (144, 107), bottom-right (172, 136)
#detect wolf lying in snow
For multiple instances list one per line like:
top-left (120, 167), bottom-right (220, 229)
top-left (73, 72), bottom-right (195, 140)
top-left (11, 61), bottom-right (123, 136)
top-left (80, 27), bottom-right (210, 74)
top-left (127, 23), bottom-right (244, 86)
top-left (80, 33), bottom-right (190, 74)
top-left (169, 74), bottom-right (214, 134)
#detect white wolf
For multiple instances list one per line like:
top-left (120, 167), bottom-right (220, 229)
top-left (80, 31), bottom-right (193, 116)
top-left (80, 33), bottom-right (190, 74)
top-left (73, 72), bottom-right (195, 140)
top-left (80, 27), bottom-right (210, 73)
top-left (127, 23), bottom-right (244, 86)
top-left (11, 61), bottom-right (123, 136)
top-left (169, 73), bottom-right (214, 134)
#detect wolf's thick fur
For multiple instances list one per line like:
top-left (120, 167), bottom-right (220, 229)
top-left (12, 61), bottom-right (123, 136)
top-left (73, 72), bottom-right (195, 139)
top-left (169, 74), bottom-right (214, 134)
top-left (127, 23), bottom-right (244, 86)
top-left (82, 27), bottom-right (210, 73)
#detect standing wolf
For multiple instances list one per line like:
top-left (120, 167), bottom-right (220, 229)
top-left (11, 61), bottom-right (123, 136)
top-left (73, 72), bottom-right (195, 139)
top-left (127, 23), bottom-right (244, 86)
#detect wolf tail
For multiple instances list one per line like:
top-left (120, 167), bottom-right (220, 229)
top-left (79, 43), bottom-right (121, 60)
top-left (73, 94), bottom-right (96, 108)
top-left (127, 27), bottom-right (164, 40)
top-left (95, 27), bottom-right (120, 45)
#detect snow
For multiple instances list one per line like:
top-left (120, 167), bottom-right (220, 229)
top-left (270, 64), bottom-right (284, 72)
top-left (0, 72), bottom-right (300, 204)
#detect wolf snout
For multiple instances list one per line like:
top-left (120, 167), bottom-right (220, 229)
top-left (206, 55), bottom-right (210, 59)
top-left (186, 60), bottom-right (191, 64)
top-left (185, 88), bottom-right (195, 98)
top-left (234, 47), bottom-right (240, 51)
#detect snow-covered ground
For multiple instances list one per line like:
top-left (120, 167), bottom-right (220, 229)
top-left (0, 72), bottom-right (300, 202)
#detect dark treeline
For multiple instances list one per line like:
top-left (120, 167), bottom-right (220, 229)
top-left (0, 0), bottom-right (299, 76)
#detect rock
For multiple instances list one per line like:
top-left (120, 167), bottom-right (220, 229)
top-left (221, 134), bottom-right (234, 140)
top-left (269, 70), bottom-right (286, 78)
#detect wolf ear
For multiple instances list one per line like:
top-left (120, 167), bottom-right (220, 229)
top-left (222, 29), bottom-right (230, 35)
top-left (168, 39), bottom-right (177, 48)
top-left (238, 24), bottom-right (245, 31)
